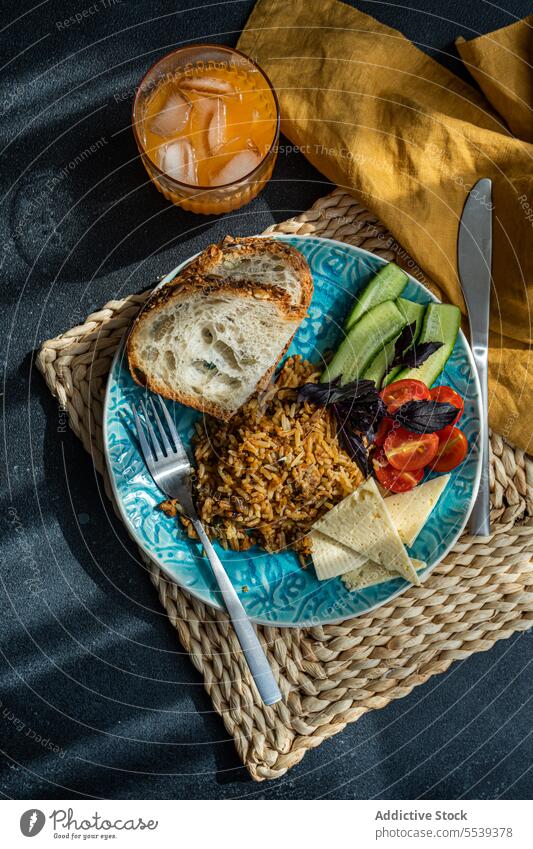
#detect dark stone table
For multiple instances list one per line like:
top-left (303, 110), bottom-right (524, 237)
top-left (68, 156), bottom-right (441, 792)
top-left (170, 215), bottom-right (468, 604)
top-left (1, 0), bottom-right (531, 799)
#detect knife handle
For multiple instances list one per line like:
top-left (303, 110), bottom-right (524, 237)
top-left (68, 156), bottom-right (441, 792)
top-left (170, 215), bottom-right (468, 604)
top-left (469, 344), bottom-right (491, 536)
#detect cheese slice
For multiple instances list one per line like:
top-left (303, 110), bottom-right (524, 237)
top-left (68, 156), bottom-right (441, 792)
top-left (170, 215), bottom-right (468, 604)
top-left (312, 477), bottom-right (420, 585)
top-left (342, 558), bottom-right (426, 592)
top-left (311, 529), bottom-right (426, 588)
top-left (310, 530), bottom-right (368, 579)
top-left (384, 475), bottom-right (450, 547)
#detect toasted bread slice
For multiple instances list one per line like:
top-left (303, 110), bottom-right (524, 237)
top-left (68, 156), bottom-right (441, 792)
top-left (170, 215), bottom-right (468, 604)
top-left (178, 236), bottom-right (313, 310)
top-left (127, 277), bottom-right (304, 420)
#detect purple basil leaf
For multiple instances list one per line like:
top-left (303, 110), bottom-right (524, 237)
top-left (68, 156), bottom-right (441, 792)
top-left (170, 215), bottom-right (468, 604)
top-left (385, 317), bottom-right (444, 376)
top-left (397, 340), bottom-right (444, 370)
top-left (336, 396), bottom-right (387, 443)
top-left (390, 321), bottom-right (418, 366)
top-left (333, 405), bottom-right (371, 477)
top-left (297, 377), bottom-right (378, 407)
top-left (383, 321), bottom-right (417, 376)
top-left (394, 400), bottom-right (458, 433)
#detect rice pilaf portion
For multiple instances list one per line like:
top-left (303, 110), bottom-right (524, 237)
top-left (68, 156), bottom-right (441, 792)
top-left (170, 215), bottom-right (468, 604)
top-left (160, 356), bottom-right (363, 557)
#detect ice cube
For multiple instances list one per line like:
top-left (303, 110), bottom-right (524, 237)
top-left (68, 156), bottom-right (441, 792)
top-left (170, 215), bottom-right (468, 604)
top-left (207, 99), bottom-right (227, 153)
top-left (210, 149), bottom-right (261, 186)
top-left (190, 97), bottom-right (215, 161)
top-left (179, 76), bottom-right (236, 96)
top-left (193, 96), bottom-right (215, 130)
top-left (159, 139), bottom-right (197, 184)
top-left (150, 90), bottom-right (191, 137)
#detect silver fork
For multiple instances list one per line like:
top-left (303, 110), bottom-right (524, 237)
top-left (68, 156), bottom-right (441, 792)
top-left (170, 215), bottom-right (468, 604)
top-left (132, 395), bottom-right (282, 706)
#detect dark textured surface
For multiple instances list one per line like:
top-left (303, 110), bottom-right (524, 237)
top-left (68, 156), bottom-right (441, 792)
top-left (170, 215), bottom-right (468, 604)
top-left (1, 0), bottom-right (532, 800)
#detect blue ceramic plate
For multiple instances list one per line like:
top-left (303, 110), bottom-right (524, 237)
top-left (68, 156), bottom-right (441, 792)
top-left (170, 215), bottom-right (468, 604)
top-left (104, 236), bottom-right (482, 627)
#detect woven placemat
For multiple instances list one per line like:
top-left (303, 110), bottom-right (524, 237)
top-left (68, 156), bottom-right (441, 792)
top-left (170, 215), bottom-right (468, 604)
top-left (37, 189), bottom-right (533, 782)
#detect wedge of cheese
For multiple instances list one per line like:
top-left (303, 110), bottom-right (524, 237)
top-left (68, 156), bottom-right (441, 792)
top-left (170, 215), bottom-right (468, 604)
top-left (310, 530), bottom-right (368, 579)
top-left (311, 529), bottom-right (426, 588)
top-left (384, 475), bottom-right (450, 547)
top-left (312, 477), bottom-right (420, 585)
top-left (341, 558), bottom-right (426, 592)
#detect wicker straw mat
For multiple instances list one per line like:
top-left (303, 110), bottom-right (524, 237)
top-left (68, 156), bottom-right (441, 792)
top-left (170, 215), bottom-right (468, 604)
top-left (37, 189), bottom-right (533, 782)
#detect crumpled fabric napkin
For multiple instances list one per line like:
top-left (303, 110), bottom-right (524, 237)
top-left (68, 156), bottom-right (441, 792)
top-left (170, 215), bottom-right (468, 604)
top-left (239, 1), bottom-right (533, 452)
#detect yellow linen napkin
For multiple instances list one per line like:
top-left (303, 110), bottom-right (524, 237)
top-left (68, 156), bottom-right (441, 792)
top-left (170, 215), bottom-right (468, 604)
top-left (456, 17), bottom-right (533, 143)
top-left (239, 0), bottom-right (533, 452)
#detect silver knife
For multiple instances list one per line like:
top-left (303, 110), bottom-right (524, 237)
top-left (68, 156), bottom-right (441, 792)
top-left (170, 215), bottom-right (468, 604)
top-left (457, 178), bottom-right (492, 536)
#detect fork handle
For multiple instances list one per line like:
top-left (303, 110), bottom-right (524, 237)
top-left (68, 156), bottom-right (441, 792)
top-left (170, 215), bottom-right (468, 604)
top-left (191, 519), bottom-right (282, 706)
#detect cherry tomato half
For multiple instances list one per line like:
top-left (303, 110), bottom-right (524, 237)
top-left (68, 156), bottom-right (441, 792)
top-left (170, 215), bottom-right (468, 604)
top-left (374, 416), bottom-right (394, 447)
top-left (429, 386), bottom-right (464, 425)
top-left (380, 379), bottom-right (430, 414)
top-left (373, 450), bottom-right (423, 493)
top-left (430, 425), bottom-right (468, 472)
top-left (384, 427), bottom-right (439, 471)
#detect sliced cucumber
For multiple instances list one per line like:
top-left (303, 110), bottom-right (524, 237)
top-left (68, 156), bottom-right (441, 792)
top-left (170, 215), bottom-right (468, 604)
top-left (345, 263), bottom-right (408, 331)
top-left (363, 339), bottom-right (395, 386)
top-left (397, 298), bottom-right (426, 337)
top-left (323, 301), bottom-right (406, 384)
top-left (364, 299), bottom-right (426, 389)
top-left (382, 298), bottom-right (426, 387)
top-left (393, 303), bottom-right (461, 387)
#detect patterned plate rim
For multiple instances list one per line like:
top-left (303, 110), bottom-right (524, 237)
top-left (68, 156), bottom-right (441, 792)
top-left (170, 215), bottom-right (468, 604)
top-left (103, 234), bottom-right (482, 627)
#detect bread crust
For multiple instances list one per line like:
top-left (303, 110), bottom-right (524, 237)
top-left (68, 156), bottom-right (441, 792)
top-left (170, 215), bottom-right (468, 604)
top-left (173, 236), bottom-right (313, 394)
top-left (126, 277), bottom-right (301, 420)
top-left (177, 235), bottom-right (314, 312)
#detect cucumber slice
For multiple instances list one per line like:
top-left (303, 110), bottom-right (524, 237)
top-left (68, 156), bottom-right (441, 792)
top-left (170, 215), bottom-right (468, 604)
top-left (364, 299), bottom-right (426, 389)
top-left (393, 303), bottom-right (461, 387)
top-left (397, 298), bottom-right (426, 337)
top-left (382, 299), bottom-right (426, 387)
top-left (363, 339), bottom-right (395, 386)
top-left (345, 263), bottom-right (408, 331)
top-left (323, 301), bottom-right (406, 384)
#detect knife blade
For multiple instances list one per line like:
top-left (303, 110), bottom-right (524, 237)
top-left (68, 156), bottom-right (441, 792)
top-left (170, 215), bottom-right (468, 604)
top-left (457, 178), bottom-right (492, 536)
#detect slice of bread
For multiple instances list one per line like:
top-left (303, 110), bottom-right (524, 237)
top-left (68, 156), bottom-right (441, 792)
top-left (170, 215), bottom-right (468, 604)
top-left (179, 236), bottom-right (313, 310)
top-left (127, 277), bottom-right (305, 419)
top-left (127, 237), bottom-right (313, 419)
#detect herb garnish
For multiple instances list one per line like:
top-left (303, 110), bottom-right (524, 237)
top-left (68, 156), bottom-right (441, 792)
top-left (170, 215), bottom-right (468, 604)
top-left (298, 377), bottom-right (386, 444)
top-left (298, 376), bottom-right (378, 407)
top-left (332, 404), bottom-right (372, 477)
top-left (385, 321), bottom-right (444, 375)
top-left (394, 400), bottom-right (458, 433)
top-left (298, 375), bottom-right (458, 475)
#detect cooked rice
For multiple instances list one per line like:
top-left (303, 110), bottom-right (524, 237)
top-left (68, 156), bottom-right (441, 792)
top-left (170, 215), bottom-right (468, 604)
top-left (160, 356), bottom-right (363, 557)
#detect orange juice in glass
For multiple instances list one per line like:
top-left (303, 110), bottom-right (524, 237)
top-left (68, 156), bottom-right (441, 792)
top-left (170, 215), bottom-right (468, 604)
top-left (133, 45), bottom-right (280, 214)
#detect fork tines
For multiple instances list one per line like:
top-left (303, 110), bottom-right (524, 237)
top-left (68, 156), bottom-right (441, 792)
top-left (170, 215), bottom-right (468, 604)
top-left (132, 395), bottom-right (184, 464)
